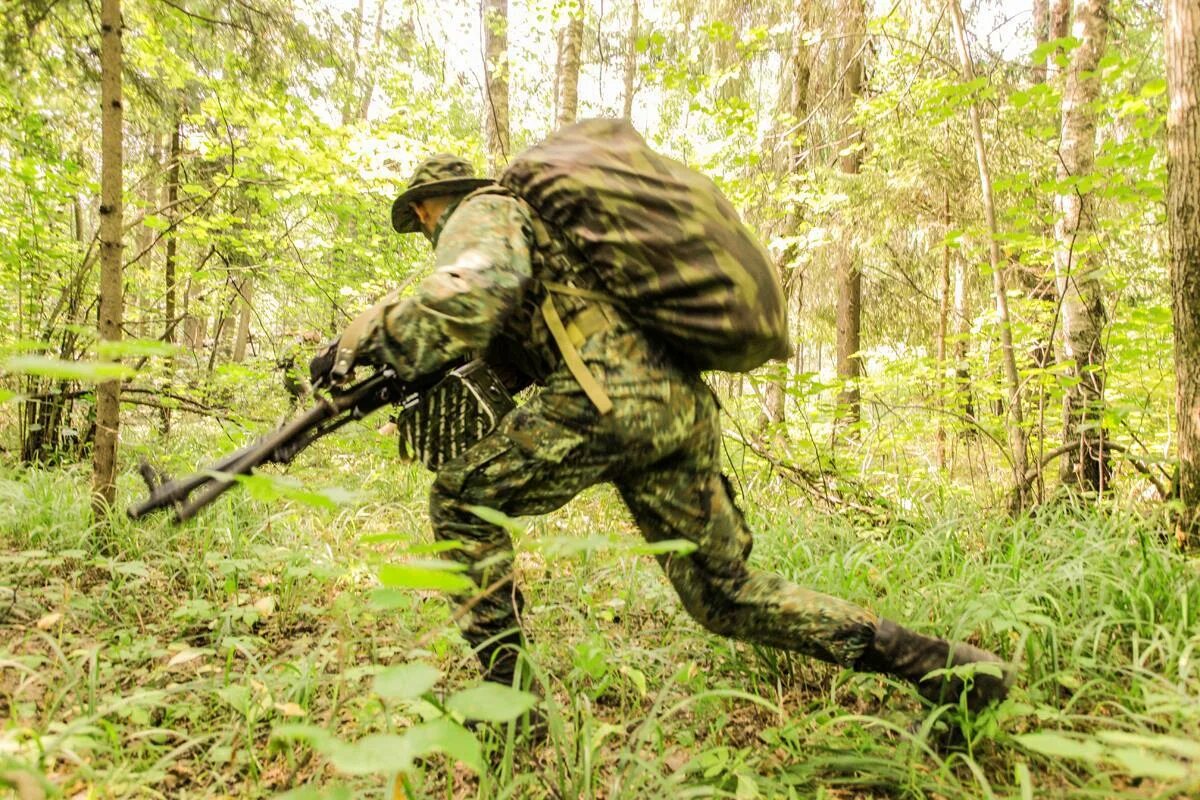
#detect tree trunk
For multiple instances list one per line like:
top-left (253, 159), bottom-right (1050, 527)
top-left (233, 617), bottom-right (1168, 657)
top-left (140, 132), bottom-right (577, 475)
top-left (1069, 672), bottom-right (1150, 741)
top-left (161, 110), bottom-right (181, 432)
top-left (556, 1), bottom-right (584, 129)
top-left (556, 1), bottom-right (585, 128)
top-left (936, 189), bottom-right (951, 469)
top-left (1047, 0), bottom-right (1072, 82)
top-left (356, 0), bottom-right (389, 122)
top-left (835, 0), bottom-right (865, 424)
top-left (232, 275), bottom-right (254, 363)
top-left (183, 273), bottom-right (205, 352)
top-left (482, 0), bottom-right (510, 172)
top-left (93, 0), bottom-right (123, 518)
top-left (164, 115), bottom-right (180, 347)
top-left (1054, 0), bottom-right (1110, 493)
top-left (952, 248), bottom-right (975, 427)
top-left (342, 0), bottom-right (365, 125)
top-left (622, 0), bottom-right (639, 120)
top-left (761, 0), bottom-right (812, 429)
top-left (1167, 0), bottom-right (1200, 541)
top-left (950, 0), bottom-right (1029, 506)
top-left (1032, 0), bottom-right (1049, 84)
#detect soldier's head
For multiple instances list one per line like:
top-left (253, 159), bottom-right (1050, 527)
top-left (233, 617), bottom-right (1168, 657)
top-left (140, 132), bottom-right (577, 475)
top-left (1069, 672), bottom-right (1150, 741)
top-left (390, 154), bottom-right (493, 241)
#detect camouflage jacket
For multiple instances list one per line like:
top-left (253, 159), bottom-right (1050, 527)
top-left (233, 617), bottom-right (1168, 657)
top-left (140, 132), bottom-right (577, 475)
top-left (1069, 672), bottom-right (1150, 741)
top-left (376, 192), bottom-right (591, 386)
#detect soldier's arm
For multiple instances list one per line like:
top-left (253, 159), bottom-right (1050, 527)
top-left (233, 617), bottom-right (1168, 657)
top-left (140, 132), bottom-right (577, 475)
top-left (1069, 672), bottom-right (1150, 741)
top-left (376, 194), bottom-right (533, 381)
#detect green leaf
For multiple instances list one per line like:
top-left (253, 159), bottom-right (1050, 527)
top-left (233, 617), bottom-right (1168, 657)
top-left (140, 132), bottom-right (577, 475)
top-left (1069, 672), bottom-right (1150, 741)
top-left (327, 733), bottom-right (413, 775)
top-left (445, 683), bottom-right (537, 723)
top-left (95, 338), bottom-right (180, 359)
top-left (217, 684), bottom-right (252, 715)
top-left (1107, 747), bottom-right (1188, 780)
top-left (465, 504), bottom-right (526, 535)
top-left (1095, 731), bottom-right (1200, 760)
top-left (627, 539), bottom-right (698, 557)
top-left (1, 356), bottom-right (135, 382)
top-left (1015, 732), bottom-right (1104, 762)
top-left (374, 662), bottom-right (441, 700)
top-left (402, 718), bottom-right (483, 773)
top-left (274, 784), bottom-right (355, 800)
top-left (378, 562), bottom-right (475, 593)
top-left (234, 473), bottom-right (357, 510)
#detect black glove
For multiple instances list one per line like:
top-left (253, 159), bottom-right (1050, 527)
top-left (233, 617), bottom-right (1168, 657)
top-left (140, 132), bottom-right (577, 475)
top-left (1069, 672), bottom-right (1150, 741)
top-left (309, 339), bottom-right (339, 388)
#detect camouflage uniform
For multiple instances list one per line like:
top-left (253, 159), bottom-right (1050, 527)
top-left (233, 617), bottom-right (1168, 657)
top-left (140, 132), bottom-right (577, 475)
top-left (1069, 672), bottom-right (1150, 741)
top-left (375, 184), bottom-right (878, 683)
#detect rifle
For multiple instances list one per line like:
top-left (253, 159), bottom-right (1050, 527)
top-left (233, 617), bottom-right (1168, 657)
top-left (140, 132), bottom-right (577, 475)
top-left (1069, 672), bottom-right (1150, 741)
top-left (128, 366), bottom-right (415, 523)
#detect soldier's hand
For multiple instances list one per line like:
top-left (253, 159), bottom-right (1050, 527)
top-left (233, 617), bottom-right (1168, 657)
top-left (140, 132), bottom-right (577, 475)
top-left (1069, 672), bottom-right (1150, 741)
top-left (309, 339), bottom-right (339, 388)
top-left (325, 303), bottom-right (390, 384)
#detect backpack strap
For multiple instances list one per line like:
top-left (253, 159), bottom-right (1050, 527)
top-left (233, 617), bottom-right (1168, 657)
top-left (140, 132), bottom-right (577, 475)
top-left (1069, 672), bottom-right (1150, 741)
top-left (540, 293), bottom-right (613, 415)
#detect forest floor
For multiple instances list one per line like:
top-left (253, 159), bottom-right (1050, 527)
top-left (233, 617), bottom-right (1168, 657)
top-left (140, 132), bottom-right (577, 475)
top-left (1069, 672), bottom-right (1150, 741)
top-left (2, 409), bottom-right (1199, 799)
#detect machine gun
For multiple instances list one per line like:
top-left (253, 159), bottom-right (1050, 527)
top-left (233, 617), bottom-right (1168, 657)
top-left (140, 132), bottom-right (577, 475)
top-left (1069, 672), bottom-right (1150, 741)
top-left (128, 360), bottom-right (514, 523)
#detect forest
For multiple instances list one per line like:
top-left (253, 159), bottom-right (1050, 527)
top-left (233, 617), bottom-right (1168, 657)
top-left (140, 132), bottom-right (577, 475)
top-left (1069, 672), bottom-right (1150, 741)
top-left (2, 0), bottom-right (1199, 797)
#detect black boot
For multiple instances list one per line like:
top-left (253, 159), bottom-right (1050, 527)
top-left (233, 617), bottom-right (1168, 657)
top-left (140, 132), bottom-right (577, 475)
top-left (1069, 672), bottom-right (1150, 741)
top-left (855, 619), bottom-right (1014, 711)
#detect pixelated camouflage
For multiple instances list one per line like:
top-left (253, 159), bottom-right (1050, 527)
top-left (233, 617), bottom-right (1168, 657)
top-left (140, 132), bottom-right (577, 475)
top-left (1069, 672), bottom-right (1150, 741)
top-left (372, 189), bottom-right (876, 685)
top-left (500, 118), bottom-right (790, 373)
top-left (429, 314), bottom-right (878, 684)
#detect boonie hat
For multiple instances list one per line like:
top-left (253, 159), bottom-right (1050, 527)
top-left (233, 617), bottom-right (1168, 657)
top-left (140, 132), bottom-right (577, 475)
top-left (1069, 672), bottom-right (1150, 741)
top-left (390, 154), bottom-right (494, 233)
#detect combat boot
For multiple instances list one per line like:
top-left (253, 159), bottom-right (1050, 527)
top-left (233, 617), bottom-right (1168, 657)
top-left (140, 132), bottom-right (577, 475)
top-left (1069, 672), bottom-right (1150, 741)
top-left (855, 619), bottom-right (1014, 711)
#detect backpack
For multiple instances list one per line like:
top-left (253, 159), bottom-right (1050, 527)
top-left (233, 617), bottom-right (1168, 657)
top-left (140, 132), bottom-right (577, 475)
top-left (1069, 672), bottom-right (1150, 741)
top-left (499, 118), bottom-right (789, 373)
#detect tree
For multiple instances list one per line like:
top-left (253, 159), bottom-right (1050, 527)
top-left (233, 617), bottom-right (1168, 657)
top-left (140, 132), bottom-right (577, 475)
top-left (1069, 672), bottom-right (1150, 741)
top-left (556, 1), bottom-right (584, 128)
top-left (835, 0), bottom-right (865, 424)
top-left (1167, 0), bottom-right (1200, 539)
top-left (950, 0), bottom-right (1029, 506)
top-left (622, 0), bottom-right (639, 120)
top-left (483, 0), bottom-right (510, 172)
top-left (762, 0), bottom-right (812, 428)
top-left (92, 0), bottom-right (124, 517)
top-left (1054, 0), bottom-right (1111, 492)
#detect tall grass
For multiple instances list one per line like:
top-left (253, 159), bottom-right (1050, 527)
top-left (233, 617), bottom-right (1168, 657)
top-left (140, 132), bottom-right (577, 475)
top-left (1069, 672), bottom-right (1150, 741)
top-left (1, 415), bottom-right (1197, 798)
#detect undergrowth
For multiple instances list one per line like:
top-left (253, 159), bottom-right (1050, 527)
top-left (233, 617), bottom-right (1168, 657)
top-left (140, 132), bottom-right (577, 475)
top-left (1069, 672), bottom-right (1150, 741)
top-left (1, 409), bottom-right (1198, 799)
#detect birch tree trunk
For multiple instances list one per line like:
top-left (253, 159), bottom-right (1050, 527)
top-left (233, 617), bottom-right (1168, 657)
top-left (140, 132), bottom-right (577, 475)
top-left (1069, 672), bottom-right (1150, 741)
top-left (950, 0), bottom-right (1030, 506)
top-left (93, 0), bottom-right (123, 518)
top-left (1167, 0), bottom-right (1200, 540)
top-left (1054, 0), bottom-right (1110, 492)
top-left (482, 0), bottom-right (510, 172)
top-left (835, 0), bottom-right (865, 424)
top-left (556, 0), bottom-right (584, 129)
top-left (622, 0), bottom-right (639, 120)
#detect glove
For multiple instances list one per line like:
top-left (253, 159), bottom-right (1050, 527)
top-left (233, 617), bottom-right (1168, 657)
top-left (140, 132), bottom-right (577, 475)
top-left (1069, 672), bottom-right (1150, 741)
top-left (309, 339), bottom-right (339, 388)
top-left (317, 301), bottom-right (392, 386)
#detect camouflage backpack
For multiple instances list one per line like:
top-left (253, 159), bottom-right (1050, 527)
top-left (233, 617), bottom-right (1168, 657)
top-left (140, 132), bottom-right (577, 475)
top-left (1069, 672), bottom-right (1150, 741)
top-left (500, 118), bottom-right (789, 373)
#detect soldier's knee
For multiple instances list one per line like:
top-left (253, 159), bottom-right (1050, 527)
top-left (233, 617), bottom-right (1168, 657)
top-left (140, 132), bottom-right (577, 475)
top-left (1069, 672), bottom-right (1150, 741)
top-left (671, 573), bottom-right (743, 638)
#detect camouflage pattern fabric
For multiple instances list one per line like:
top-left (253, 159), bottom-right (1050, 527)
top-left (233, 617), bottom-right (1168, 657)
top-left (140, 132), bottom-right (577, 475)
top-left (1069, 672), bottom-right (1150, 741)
top-left (501, 118), bottom-right (790, 373)
top-left (374, 189), bottom-right (878, 684)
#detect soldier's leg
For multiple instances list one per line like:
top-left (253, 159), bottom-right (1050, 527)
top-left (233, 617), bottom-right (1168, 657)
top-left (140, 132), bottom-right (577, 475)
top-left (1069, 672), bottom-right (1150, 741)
top-left (429, 397), bottom-right (616, 683)
top-left (619, 458), bottom-right (878, 667)
top-left (618, 388), bottom-right (1013, 707)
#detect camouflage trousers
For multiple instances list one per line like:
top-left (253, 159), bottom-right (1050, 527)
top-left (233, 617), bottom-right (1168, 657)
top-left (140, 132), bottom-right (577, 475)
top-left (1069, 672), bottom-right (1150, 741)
top-left (429, 327), bottom-right (878, 683)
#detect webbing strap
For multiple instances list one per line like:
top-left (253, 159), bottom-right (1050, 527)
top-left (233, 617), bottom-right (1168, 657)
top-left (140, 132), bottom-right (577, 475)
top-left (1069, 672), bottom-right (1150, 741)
top-left (541, 280), bottom-right (614, 306)
top-left (541, 294), bottom-right (613, 415)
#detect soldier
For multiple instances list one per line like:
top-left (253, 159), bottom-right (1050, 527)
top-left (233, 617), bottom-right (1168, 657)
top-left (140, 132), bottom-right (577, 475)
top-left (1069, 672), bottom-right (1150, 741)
top-left (320, 153), bottom-right (1014, 710)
